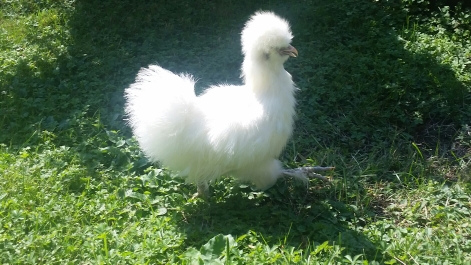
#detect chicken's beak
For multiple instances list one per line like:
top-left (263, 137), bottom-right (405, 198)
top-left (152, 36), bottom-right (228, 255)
top-left (280, 45), bottom-right (298, 58)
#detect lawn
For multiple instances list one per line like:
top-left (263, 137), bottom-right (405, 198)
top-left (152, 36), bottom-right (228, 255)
top-left (1, 0), bottom-right (470, 264)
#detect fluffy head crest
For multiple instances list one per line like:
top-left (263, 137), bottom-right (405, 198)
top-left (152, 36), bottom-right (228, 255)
top-left (241, 11), bottom-right (293, 57)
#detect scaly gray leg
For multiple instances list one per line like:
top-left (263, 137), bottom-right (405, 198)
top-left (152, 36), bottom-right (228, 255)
top-left (282, 166), bottom-right (335, 182)
top-left (192, 181), bottom-right (209, 199)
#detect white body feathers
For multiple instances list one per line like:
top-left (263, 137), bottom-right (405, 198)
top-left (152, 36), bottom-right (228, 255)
top-left (125, 12), bottom-right (297, 190)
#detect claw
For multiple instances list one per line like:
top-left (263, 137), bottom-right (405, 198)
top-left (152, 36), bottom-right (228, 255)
top-left (282, 166), bottom-right (335, 182)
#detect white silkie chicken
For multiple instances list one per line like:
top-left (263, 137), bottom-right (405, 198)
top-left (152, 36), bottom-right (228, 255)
top-left (125, 11), bottom-right (333, 197)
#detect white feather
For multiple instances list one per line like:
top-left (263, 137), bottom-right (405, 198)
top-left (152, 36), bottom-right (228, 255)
top-left (125, 11), bottom-right (297, 191)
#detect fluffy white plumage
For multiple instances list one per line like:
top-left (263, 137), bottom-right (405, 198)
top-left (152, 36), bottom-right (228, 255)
top-left (125, 11), bottom-right (330, 196)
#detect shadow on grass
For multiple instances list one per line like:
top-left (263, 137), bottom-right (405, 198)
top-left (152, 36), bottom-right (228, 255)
top-left (2, 0), bottom-right (468, 154)
top-left (290, 0), bottom-right (470, 155)
top-left (177, 179), bottom-right (378, 256)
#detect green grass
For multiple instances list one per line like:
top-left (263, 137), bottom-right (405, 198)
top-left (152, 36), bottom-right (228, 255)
top-left (1, 0), bottom-right (470, 264)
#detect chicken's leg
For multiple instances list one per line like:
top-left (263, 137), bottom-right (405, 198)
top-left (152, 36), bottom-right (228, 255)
top-left (282, 166), bottom-right (335, 182)
top-left (192, 182), bottom-right (209, 199)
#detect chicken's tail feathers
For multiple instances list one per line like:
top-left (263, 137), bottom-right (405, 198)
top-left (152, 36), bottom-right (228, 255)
top-left (124, 65), bottom-right (197, 162)
top-left (125, 65), bottom-right (196, 104)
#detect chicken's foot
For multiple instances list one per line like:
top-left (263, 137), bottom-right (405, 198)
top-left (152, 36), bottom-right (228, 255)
top-left (282, 166), bottom-right (335, 182)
